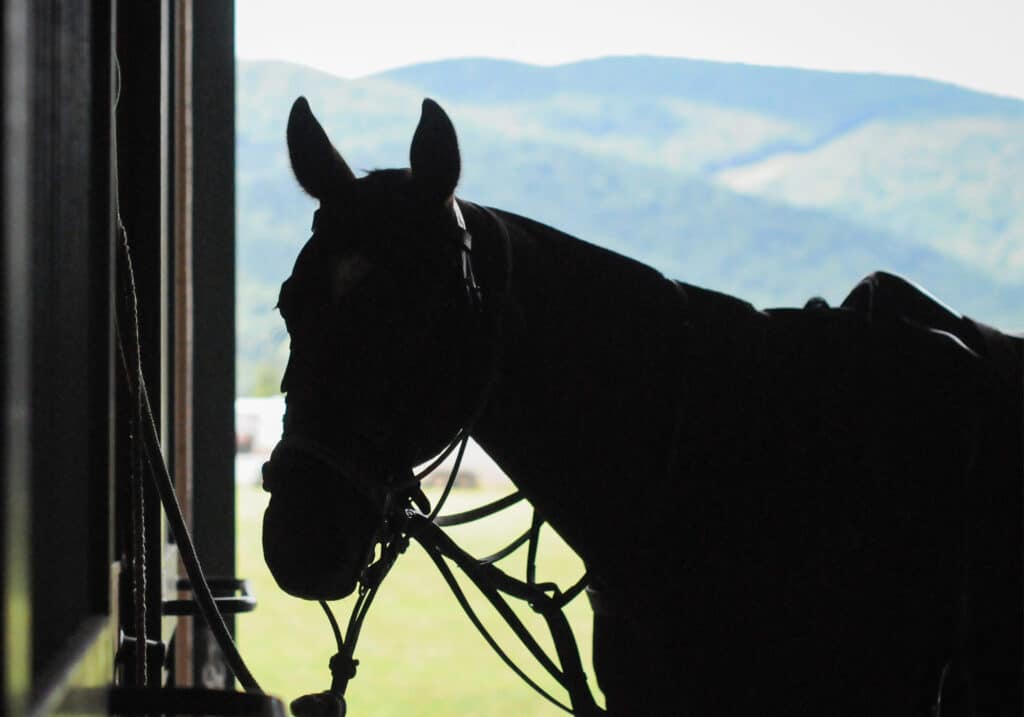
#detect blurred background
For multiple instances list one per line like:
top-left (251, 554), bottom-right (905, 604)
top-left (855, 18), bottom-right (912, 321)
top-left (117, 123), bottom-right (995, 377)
top-left (232, 1), bottom-right (1023, 712)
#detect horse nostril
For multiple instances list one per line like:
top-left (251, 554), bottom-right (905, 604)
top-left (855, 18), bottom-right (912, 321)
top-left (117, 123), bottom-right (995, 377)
top-left (261, 446), bottom-right (297, 492)
top-left (259, 440), bottom-right (384, 600)
top-left (262, 492), bottom-right (362, 600)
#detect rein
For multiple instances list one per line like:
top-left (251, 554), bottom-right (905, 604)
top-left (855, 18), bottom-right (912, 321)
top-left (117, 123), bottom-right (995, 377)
top-left (284, 203), bottom-right (605, 717)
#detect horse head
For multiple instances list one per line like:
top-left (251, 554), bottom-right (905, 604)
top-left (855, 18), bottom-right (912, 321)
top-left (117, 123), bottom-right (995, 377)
top-left (261, 97), bottom-right (489, 600)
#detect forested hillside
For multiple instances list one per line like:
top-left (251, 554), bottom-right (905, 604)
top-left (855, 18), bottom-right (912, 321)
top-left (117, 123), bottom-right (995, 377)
top-left (237, 57), bottom-right (1024, 395)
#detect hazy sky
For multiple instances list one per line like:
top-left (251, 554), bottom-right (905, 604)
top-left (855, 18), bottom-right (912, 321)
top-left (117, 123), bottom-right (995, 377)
top-left (236, 0), bottom-right (1024, 100)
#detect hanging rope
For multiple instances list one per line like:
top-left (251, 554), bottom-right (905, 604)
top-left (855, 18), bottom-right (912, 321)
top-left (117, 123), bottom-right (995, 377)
top-left (113, 50), bottom-right (261, 691)
top-left (112, 53), bottom-right (148, 688)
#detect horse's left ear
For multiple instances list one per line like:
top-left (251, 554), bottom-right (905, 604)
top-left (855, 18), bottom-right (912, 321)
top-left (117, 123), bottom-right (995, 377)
top-left (410, 99), bottom-right (461, 203)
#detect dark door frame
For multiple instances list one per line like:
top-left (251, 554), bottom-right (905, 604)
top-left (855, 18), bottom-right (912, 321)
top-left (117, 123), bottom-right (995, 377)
top-left (1, 2), bottom-right (237, 714)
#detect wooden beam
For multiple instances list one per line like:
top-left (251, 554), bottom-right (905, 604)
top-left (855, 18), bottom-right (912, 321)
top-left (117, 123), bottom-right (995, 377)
top-left (191, 0), bottom-right (237, 688)
top-left (172, 0), bottom-right (195, 689)
top-left (2, 0), bottom-right (34, 714)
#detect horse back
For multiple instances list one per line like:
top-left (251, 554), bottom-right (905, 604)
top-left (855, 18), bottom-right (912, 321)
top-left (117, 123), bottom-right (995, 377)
top-left (597, 283), bottom-right (1022, 715)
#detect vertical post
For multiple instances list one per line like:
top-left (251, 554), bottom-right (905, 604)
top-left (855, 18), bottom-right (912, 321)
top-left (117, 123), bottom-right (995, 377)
top-left (2, 1), bottom-right (33, 714)
top-left (91, 0), bottom-right (117, 661)
top-left (172, 0), bottom-right (194, 688)
top-left (191, 0), bottom-right (237, 689)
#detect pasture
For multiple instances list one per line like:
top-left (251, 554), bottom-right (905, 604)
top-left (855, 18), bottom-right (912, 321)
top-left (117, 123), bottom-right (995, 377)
top-left (237, 480), bottom-right (605, 715)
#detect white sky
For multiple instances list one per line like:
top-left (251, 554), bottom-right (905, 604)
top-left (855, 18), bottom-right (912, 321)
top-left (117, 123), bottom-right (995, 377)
top-left (235, 0), bottom-right (1024, 101)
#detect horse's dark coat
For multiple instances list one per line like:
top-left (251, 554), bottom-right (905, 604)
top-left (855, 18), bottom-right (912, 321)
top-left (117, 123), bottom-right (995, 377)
top-left (264, 98), bottom-right (1023, 715)
top-left (466, 205), bottom-right (1022, 715)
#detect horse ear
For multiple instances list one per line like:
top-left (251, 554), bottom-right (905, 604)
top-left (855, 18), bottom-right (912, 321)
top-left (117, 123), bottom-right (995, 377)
top-left (286, 97), bottom-right (355, 199)
top-left (409, 98), bottom-right (461, 203)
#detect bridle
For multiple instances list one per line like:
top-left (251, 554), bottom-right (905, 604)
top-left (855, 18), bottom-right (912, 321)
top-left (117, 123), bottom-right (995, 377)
top-left (270, 198), bottom-right (496, 517)
top-left (275, 200), bottom-right (605, 717)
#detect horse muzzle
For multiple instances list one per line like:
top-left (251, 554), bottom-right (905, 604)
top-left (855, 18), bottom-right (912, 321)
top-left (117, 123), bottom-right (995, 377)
top-left (261, 443), bottom-right (379, 600)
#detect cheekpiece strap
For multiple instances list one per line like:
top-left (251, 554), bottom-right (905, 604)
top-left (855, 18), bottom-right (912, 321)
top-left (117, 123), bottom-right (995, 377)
top-left (453, 199), bottom-right (482, 309)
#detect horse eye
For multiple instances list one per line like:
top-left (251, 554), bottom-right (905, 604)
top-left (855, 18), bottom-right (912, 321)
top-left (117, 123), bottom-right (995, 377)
top-left (329, 252), bottom-right (374, 303)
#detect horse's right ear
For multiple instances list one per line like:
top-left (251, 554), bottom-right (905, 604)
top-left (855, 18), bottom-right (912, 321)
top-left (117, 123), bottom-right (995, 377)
top-left (286, 97), bottom-right (355, 199)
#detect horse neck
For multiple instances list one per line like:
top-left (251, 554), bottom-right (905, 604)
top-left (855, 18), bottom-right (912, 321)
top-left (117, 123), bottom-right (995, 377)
top-left (464, 204), bottom-right (687, 574)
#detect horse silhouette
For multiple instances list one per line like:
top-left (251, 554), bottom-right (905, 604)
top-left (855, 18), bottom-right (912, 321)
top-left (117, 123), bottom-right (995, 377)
top-left (262, 96), bottom-right (1022, 715)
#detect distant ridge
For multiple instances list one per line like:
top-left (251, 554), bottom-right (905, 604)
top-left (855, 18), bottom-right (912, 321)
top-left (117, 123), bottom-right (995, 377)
top-left (235, 57), bottom-right (1024, 393)
top-left (375, 56), bottom-right (1024, 131)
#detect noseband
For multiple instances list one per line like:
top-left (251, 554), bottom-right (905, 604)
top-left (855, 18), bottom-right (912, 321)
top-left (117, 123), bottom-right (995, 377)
top-left (274, 201), bottom-right (604, 716)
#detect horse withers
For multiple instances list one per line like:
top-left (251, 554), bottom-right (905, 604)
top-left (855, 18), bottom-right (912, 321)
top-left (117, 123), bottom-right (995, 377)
top-left (261, 96), bottom-right (1023, 715)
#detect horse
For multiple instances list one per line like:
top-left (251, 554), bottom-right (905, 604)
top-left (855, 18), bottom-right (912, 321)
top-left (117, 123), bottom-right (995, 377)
top-left (260, 96), bottom-right (1023, 715)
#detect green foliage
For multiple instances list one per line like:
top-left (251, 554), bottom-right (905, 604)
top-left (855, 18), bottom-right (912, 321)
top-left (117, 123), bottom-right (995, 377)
top-left (236, 272), bottom-right (289, 396)
top-left (246, 362), bottom-right (284, 398)
top-left (715, 116), bottom-right (1024, 282)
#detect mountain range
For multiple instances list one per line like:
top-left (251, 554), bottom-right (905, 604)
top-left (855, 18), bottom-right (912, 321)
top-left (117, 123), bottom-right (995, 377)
top-left (236, 56), bottom-right (1024, 395)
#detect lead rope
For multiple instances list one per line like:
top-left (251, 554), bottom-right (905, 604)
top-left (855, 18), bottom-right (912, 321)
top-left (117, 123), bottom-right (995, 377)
top-left (112, 51), bottom-right (261, 694)
top-left (111, 53), bottom-right (148, 688)
top-left (115, 243), bottom-right (263, 693)
top-left (113, 190), bottom-right (263, 695)
top-left (117, 215), bottom-right (148, 687)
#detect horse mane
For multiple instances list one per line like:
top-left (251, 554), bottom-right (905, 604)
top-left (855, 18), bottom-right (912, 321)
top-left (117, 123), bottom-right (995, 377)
top-left (487, 207), bottom-right (675, 306)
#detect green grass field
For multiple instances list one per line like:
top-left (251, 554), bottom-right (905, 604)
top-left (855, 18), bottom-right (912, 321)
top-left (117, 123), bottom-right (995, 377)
top-left (237, 480), bottom-right (605, 715)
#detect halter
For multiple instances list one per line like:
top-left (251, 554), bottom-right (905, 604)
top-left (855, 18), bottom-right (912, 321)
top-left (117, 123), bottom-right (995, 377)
top-left (276, 201), bottom-right (604, 717)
